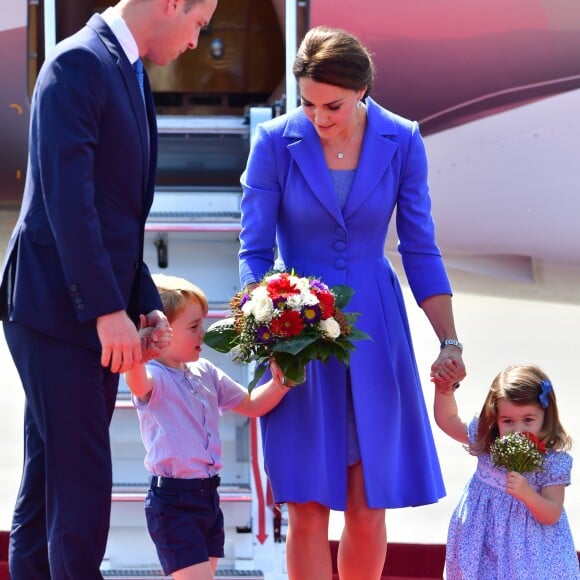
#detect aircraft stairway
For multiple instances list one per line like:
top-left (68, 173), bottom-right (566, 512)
top-left (104, 111), bottom-right (278, 578)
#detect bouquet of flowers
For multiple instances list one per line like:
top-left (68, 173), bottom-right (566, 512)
top-left (203, 270), bottom-right (369, 390)
top-left (490, 431), bottom-right (547, 474)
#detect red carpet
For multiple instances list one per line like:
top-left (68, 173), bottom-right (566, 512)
top-left (0, 533), bottom-right (445, 579)
top-left (0, 531), bottom-right (577, 579)
top-left (0, 531), bottom-right (8, 580)
top-left (330, 541), bottom-right (445, 579)
top-left (0, 535), bottom-right (454, 579)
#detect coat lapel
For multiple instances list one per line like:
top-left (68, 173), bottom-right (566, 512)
top-left (87, 14), bottom-right (150, 192)
top-left (142, 71), bottom-right (157, 213)
top-left (343, 98), bottom-right (399, 219)
top-left (281, 99), bottom-right (400, 227)
top-left (283, 111), bottom-right (346, 228)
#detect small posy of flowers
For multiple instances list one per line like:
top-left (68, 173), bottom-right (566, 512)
top-left (490, 431), bottom-right (547, 474)
top-left (203, 270), bottom-right (369, 390)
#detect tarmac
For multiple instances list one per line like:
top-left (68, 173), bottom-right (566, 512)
top-left (0, 203), bottom-right (579, 547)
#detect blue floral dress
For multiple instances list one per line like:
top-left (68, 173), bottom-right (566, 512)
top-left (446, 419), bottom-right (579, 579)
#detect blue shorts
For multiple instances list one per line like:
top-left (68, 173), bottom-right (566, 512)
top-left (144, 475), bottom-right (224, 575)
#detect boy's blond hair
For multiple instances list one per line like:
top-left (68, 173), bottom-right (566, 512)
top-left (152, 274), bottom-right (208, 322)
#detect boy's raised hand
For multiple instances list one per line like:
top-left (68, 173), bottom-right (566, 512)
top-left (139, 311), bottom-right (172, 362)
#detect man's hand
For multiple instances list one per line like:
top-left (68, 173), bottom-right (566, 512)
top-left (97, 310), bottom-right (142, 373)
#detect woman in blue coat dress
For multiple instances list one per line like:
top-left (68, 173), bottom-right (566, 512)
top-left (239, 26), bottom-right (466, 580)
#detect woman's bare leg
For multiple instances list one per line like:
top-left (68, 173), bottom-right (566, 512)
top-left (286, 501), bottom-right (332, 580)
top-left (338, 462), bottom-right (387, 580)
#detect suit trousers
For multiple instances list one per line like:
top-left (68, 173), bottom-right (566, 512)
top-left (3, 321), bottom-right (119, 580)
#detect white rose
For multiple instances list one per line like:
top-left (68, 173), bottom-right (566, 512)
top-left (319, 317), bottom-right (341, 339)
top-left (248, 286), bottom-right (274, 322)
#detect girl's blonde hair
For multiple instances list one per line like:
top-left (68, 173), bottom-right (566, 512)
top-left (472, 364), bottom-right (572, 455)
top-left (152, 274), bottom-right (208, 323)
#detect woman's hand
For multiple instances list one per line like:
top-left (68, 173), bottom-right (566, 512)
top-left (420, 294), bottom-right (466, 392)
top-left (431, 347), bottom-right (466, 393)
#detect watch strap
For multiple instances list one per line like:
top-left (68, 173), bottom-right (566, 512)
top-left (440, 338), bottom-right (463, 352)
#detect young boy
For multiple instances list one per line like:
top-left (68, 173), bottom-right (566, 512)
top-left (124, 274), bottom-right (290, 580)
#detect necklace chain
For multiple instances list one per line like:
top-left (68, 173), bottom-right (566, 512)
top-left (325, 119), bottom-right (362, 159)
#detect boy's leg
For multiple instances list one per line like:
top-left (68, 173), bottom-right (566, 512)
top-left (172, 560), bottom-right (215, 580)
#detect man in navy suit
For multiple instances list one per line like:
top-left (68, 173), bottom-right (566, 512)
top-left (0, 0), bottom-right (217, 578)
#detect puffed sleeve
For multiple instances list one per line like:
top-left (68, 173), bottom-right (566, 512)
top-left (467, 417), bottom-right (479, 444)
top-left (537, 451), bottom-right (573, 487)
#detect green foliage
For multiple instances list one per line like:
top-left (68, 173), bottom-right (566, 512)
top-left (201, 318), bottom-right (238, 353)
top-left (203, 274), bottom-right (370, 391)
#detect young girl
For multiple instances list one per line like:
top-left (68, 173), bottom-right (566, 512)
top-left (125, 274), bottom-right (291, 580)
top-left (434, 364), bottom-right (579, 579)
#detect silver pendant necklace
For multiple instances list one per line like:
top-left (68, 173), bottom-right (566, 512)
top-left (326, 119), bottom-right (362, 160)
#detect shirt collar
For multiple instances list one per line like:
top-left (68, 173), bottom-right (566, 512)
top-left (101, 6), bottom-right (140, 64)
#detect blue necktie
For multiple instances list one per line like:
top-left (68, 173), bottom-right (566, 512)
top-left (133, 59), bottom-right (145, 103)
top-left (133, 58), bottom-right (149, 152)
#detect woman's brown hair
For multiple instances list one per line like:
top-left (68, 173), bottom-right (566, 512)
top-left (293, 26), bottom-right (375, 98)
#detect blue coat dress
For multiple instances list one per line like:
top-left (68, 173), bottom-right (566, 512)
top-left (239, 97), bottom-right (450, 510)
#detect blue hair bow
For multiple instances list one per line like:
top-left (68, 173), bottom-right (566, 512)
top-left (538, 379), bottom-right (552, 409)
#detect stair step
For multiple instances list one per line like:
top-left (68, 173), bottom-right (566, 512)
top-left (102, 569), bottom-right (263, 579)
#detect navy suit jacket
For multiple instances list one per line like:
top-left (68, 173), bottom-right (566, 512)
top-left (0, 14), bottom-right (162, 350)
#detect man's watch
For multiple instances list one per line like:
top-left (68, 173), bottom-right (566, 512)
top-left (440, 338), bottom-right (463, 352)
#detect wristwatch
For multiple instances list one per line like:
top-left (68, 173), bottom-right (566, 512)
top-left (440, 338), bottom-right (463, 352)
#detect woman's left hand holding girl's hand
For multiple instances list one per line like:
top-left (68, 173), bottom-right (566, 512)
top-left (431, 348), bottom-right (466, 393)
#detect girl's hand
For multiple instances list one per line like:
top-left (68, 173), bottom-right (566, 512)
top-left (506, 471), bottom-right (532, 502)
top-left (431, 354), bottom-right (466, 393)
